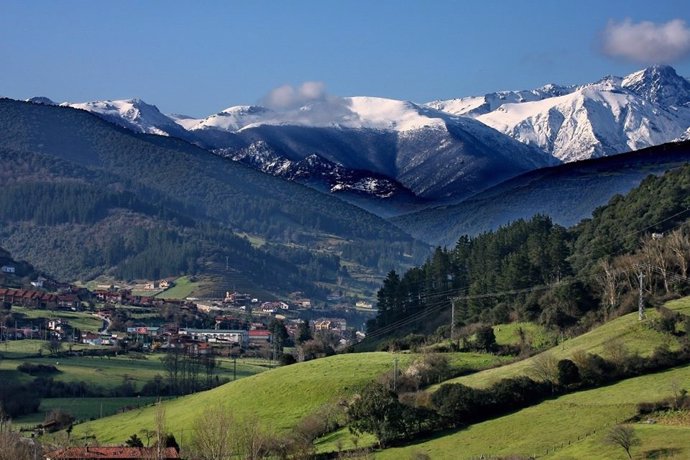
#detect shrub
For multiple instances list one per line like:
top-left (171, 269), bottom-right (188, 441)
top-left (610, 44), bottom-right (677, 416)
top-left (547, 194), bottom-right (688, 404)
top-left (557, 359), bottom-right (581, 387)
top-left (17, 362), bottom-right (60, 375)
top-left (430, 383), bottom-right (483, 425)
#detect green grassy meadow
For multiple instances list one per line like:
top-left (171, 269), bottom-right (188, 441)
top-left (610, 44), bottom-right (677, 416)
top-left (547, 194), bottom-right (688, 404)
top-left (71, 351), bottom-right (506, 444)
top-left (441, 307), bottom-right (677, 389)
top-left (0, 353), bottom-right (268, 391)
top-left (548, 423), bottom-right (690, 459)
top-left (12, 397), bottom-right (162, 428)
top-left (9, 306), bottom-right (103, 332)
top-left (376, 363), bottom-right (690, 459)
top-left (492, 321), bottom-right (556, 350)
top-left (155, 276), bottom-right (202, 299)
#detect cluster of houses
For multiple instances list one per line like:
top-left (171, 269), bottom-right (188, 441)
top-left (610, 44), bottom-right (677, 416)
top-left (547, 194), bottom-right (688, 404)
top-left (313, 317), bottom-right (348, 332)
top-left (0, 287), bottom-right (81, 310)
top-left (1, 277), bottom-right (371, 353)
top-left (143, 278), bottom-right (175, 290)
top-left (93, 289), bottom-right (195, 309)
top-left (178, 327), bottom-right (272, 348)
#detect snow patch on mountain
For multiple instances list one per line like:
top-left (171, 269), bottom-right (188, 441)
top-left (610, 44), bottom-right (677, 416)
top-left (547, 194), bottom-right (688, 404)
top-left (64, 99), bottom-right (185, 137)
top-left (427, 84), bottom-right (575, 118)
top-left (26, 97), bottom-right (55, 105)
top-left (430, 66), bottom-right (690, 162)
top-left (190, 97), bottom-right (449, 133)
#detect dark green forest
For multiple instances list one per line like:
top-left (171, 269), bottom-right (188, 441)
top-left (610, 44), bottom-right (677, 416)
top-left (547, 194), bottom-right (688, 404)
top-left (371, 164), bottom-right (690, 340)
top-left (0, 99), bottom-right (429, 297)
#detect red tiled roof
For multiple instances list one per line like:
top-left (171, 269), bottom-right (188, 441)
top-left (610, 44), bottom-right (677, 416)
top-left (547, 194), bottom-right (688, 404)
top-left (45, 446), bottom-right (179, 459)
top-left (249, 330), bottom-right (271, 337)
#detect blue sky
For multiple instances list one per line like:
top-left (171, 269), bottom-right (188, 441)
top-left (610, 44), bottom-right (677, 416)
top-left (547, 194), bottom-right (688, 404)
top-left (1, 0), bottom-right (689, 116)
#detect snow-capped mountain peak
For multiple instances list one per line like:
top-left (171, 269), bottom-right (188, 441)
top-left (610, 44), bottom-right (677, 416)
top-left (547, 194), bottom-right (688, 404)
top-left (622, 65), bottom-right (690, 107)
top-left (64, 98), bottom-right (186, 137)
top-left (429, 65), bottom-right (690, 162)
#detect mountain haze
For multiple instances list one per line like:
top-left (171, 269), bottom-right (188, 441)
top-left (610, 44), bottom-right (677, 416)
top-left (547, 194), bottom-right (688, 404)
top-left (393, 139), bottom-right (690, 246)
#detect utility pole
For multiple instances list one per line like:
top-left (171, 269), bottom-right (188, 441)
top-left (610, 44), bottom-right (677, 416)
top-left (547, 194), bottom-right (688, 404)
top-left (638, 271), bottom-right (646, 321)
top-left (393, 357), bottom-right (399, 392)
top-left (233, 357), bottom-right (237, 381)
top-left (450, 299), bottom-right (456, 341)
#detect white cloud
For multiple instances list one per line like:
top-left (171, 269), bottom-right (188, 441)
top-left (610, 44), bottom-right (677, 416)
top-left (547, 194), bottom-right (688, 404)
top-left (259, 81), bottom-right (353, 125)
top-left (262, 81), bottom-right (328, 110)
top-left (601, 18), bottom-right (690, 64)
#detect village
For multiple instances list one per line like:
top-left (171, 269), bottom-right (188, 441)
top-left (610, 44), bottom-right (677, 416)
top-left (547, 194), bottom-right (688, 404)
top-left (0, 268), bottom-right (375, 360)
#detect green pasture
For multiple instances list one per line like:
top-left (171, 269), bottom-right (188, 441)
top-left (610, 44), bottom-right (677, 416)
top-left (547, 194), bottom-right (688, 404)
top-left (549, 423), bottom-right (690, 459)
top-left (155, 276), bottom-right (202, 300)
top-left (9, 306), bottom-right (103, 332)
top-left (0, 353), bottom-right (268, 390)
top-left (441, 307), bottom-right (677, 389)
top-left (71, 351), bottom-right (505, 444)
top-left (12, 397), bottom-right (163, 428)
top-left (666, 296), bottom-right (690, 316)
top-left (376, 363), bottom-right (690, 459)
top-left (492, 321), bottom-right (556, 350)
top-left (0, 339), bottom-right (109, 359)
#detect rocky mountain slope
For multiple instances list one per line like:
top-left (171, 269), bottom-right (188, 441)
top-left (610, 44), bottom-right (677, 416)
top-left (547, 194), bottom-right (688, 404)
top-left (428, 65), bottom-right (690, 162)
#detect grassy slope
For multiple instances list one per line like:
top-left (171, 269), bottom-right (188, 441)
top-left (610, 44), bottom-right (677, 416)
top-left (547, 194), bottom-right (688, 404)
top-left (10, 306), bottom-right (103, 332)
top-left (378, 363), bottom-right (690, 459)
top-left (549, 423), bottom-right (690, 459)
top-left (370, 298), bottom-right (690, 458)
top-left (492, 321), bottom-right (556, 349)
top-left (441, 307), bottom-right (677, 389)
top-left (154, 276), bottom-right (203, 300)
top-left (0, 354), bottom-right (267, 390)
top-left (12, 397), bottom-right (162, 428)
top-left (72, 351), bottom-right (506, 444)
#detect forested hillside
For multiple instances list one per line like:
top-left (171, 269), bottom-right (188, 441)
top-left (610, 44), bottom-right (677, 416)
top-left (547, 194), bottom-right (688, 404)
top-left (393, 140), bottom-right (690, 246)
top-left (370, 164), bottom-right (690, 342)
top-left (0, 99), bottom-right (428, 294)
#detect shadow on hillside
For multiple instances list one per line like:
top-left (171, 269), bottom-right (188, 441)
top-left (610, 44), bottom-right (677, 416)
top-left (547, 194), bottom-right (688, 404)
top-left (644, 447), bottom-right (682, 458)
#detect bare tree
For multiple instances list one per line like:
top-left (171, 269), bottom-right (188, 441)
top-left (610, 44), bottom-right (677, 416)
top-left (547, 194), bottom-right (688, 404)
top-left (189, 407), bottom-right (236, 460)
top-left (0, 414), bottom-right (43, 460)
top-left (154, 401), bottom-right (166, 460)
top-left (640, 235), bottom-right (672, 294)
top-left (529, 353), bottom-right (559, 384)
top-left (613, 254), bottom-right (637, 293)
top-left (595, 259), bottom-right (623, 320)
top-left (668, 228), bottom-right (690, 279)
top-left (604, 424), bottom-right (639, 459)
top-left (237, 416), bottom-right (269, 460)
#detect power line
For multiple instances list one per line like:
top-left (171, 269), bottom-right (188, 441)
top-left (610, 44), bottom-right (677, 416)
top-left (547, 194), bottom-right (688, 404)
top-left (365, 210), bottom-right (690, 341)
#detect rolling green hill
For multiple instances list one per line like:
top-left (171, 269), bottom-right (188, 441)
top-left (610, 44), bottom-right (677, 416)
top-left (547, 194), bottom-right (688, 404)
top-left (311, 297), bottom-right (690, 457)
top-left (70, 351), bottom-right (506, 444)
top-left (377, 363), bottom-right (690, 459)
top-left (441, 304), bottom-right (682, 389)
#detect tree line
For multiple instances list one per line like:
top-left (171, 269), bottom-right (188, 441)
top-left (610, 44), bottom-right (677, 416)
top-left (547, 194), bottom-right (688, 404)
top-left (371, 164), bottom-right (690, 339)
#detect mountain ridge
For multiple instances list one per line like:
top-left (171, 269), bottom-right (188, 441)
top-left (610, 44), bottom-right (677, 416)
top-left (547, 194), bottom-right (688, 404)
top-left (392, 139), bottom-right (690, 246)
top-left (29, 65), bottom-right (690, 216)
